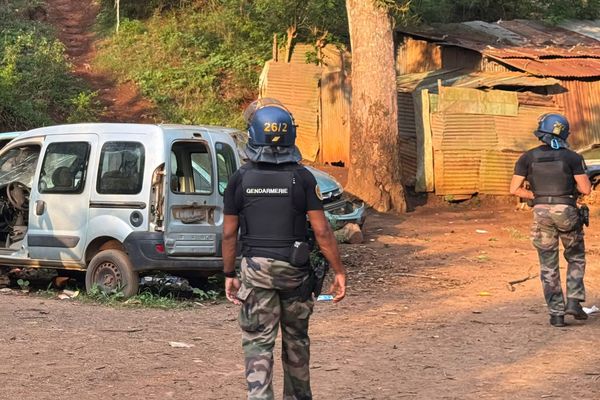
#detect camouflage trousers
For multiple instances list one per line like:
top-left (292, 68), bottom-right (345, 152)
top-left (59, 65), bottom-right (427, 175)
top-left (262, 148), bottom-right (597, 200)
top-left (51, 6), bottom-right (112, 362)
top-left (236, 257), bottom-right (314, 400)
top-left (531, 204), bottom-right (586, 316)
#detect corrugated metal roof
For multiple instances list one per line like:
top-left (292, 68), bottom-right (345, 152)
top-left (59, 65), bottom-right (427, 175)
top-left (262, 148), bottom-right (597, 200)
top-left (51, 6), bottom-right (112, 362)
top-left (397, 69), bottom-right (464, 92)
top-left (499, 20), bottom-right (600, 47)
top-left (396, 20), bottom-right (600, 72)
top-left (495, 57), bottom-right (600, 78)
top-left (398, 20), bottom-right (600, 56)
top-left (463, 21), bottom-right (527, 45)
top-left (483, 46), bottom-right (600, 59)
top-left (559, 20), bottom-right (600, 41)
top-left (398, 70), bottom-right (560, 93)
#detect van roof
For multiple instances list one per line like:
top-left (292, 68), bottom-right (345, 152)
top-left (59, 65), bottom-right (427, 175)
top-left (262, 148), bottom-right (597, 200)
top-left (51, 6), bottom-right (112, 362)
top-left (14, 123), bottom-right (242, 141)
top-left (0, 131), bottom-right (22, 140)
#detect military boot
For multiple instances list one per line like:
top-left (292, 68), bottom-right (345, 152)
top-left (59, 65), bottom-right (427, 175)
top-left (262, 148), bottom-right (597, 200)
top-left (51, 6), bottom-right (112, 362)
top-left (565, 299), bottom-right (588, 320)
top-left (549, 315), bottom-right (566, 327)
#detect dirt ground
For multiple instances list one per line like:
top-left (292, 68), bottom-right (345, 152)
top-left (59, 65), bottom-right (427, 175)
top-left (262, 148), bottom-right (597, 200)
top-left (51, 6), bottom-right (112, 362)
top-left (1, 201), bottom-right (599, 400)
top-left (45, 0), bottom-right (158, 122)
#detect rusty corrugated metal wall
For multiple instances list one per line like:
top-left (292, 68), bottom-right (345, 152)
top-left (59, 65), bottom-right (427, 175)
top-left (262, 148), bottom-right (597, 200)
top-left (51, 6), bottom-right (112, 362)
top-left (396, 37), bottom-right (442, 75)
top-left (555, 80), bottom-right (600, 150)
top-left (398, 92), bottom-right (418, 185)
top-left (431, 93), bottom-right (559, 195)
top-left (262, 60), bottom-right (323, 161)
top-left (260, 44), bottom-right (351, 164)
top-left (321, 71), bottom-right (350, 165)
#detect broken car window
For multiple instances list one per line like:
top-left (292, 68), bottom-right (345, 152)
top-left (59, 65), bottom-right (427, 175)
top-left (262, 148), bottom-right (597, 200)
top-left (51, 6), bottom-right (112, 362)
top-left (39, 142), bottom-right (90, 194)
top-left (0, 146), bottom-right (40, 188)
top-left (171, 141), bottom-right (213, 194)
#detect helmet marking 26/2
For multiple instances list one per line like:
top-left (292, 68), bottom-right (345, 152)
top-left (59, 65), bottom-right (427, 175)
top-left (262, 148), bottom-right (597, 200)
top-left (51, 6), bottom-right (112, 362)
top-left (245, 98), bottom-right (297, 147)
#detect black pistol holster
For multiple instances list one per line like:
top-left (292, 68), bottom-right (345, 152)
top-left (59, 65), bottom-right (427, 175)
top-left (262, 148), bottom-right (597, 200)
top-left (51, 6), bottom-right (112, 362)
top-left (579, 204), bottom-right (590, 227)
top-left (280, 250), bottom-right (330, 302)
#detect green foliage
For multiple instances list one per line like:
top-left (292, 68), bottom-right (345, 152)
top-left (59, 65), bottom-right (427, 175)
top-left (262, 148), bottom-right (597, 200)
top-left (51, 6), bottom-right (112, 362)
top-left (16, 278), bottom-right (30, 290)
top-left (95, 0), bottom-right (348, 127)
top-left (409, 0), bottom-right (600, 24)
top-left (85, 285), bottom-right (187, 308)
top-left (84, 281), bottom-right (221, 308)
top-left (192, 287), bottom-right (220, 300)
top-left (0, 0), bottom-right (98, 131)
top-left (67, 91), bottom-right (100, 123)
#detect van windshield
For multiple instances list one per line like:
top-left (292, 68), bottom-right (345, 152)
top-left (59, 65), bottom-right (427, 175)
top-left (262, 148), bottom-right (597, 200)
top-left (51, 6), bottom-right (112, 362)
top-left (0, 146), bottom-right (40, 187)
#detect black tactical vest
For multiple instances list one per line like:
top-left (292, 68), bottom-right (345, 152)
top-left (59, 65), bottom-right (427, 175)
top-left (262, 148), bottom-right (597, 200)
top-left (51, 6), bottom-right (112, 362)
top-left (238, 163), bottom-right (308, 257)
top-left (528, 147), bottom-right (576, 197)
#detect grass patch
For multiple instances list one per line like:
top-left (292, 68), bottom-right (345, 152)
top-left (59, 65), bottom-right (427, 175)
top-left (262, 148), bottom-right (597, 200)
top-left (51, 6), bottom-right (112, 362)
top-left (80, 286), bottom-right (219, 309)
top-left (503, 226), bottom-right (529, 241)
top-left (22, 275), bottom-right (223, 309)
top-left (80, 276), bottom-right (223, 309)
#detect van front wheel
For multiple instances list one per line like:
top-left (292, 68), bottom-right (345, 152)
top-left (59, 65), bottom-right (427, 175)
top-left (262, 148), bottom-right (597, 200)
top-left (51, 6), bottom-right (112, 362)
top-left (85, 249), bottom-right (139, 298)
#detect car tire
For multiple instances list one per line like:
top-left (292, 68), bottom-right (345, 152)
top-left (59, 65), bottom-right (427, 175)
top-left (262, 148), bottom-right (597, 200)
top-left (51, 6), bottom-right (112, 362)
top-left (85, 249), bottom-right (139, 298)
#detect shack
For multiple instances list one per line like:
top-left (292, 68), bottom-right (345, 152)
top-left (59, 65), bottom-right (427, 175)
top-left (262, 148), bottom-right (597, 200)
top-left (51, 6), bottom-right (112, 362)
top-left (396, 20), bottom-right (600, 196)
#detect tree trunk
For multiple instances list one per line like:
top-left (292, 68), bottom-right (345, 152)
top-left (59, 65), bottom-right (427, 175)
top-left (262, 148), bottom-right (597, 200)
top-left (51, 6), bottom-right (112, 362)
top-left (345, 0), bottom-right (406, 213)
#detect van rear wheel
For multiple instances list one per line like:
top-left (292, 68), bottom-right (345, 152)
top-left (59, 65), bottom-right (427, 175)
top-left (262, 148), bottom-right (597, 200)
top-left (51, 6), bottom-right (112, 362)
top-left (85, 249), bottom-right (139, 298)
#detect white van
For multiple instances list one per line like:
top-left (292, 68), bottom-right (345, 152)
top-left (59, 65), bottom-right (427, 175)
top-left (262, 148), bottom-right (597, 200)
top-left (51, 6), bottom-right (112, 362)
top-left (0, 123), bottom-right (242, 296)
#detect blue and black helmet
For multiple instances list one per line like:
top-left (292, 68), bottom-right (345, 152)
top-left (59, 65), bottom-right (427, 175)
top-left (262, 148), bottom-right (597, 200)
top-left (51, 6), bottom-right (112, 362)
top-left (243, 98), bottom-right (297, 147)
top-left (536, 113), bottom-right (570, 140)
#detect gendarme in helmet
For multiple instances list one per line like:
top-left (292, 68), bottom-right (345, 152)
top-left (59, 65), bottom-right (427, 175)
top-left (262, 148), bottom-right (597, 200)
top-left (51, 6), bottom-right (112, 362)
top-left (535, 113), bottom-right (570, 149)
top-left (243, 98), bottom-right (302, 164)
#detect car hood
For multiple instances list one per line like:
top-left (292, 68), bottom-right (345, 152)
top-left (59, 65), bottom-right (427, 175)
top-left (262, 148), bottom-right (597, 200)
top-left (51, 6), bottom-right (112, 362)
top-left (304, 166), bottom-right (342, 195)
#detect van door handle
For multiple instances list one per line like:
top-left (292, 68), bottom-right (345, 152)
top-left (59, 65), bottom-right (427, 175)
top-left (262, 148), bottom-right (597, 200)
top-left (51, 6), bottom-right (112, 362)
top-left (35, 200), bottom-right (46, 215)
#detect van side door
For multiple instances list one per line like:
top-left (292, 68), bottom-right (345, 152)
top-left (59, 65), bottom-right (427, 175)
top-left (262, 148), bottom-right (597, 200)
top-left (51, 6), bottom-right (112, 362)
top-left (163, 133), bottom-right (240, 258)
top-left (28, 134), bottom-right (98, 262)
